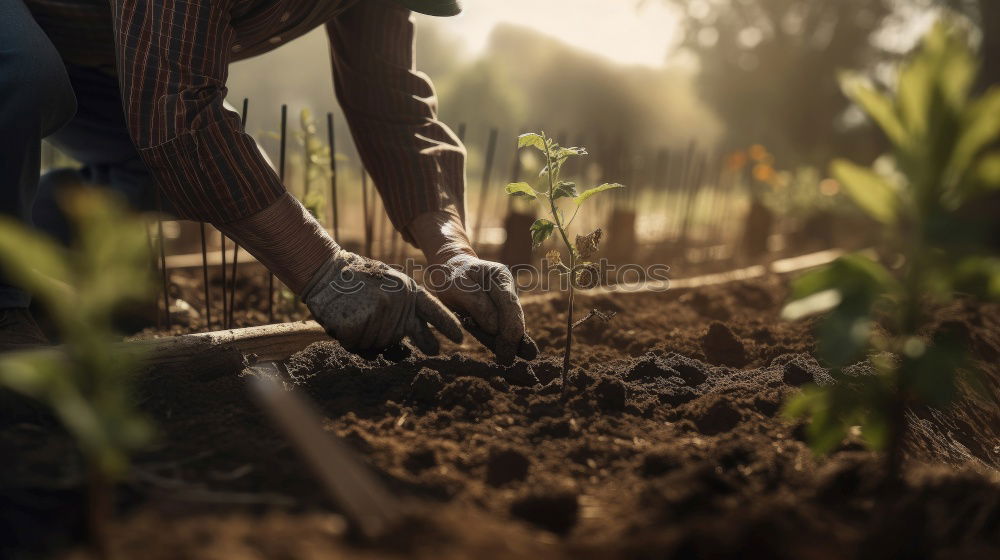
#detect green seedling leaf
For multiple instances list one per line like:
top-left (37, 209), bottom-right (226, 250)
top-left (530, 218), bottom-right (555, 247)
top-left (552, 181), bottom-right (577, 200)
top-left (830, 159), bottom-right (900, 224)
top-left (575, 183), bottom-right (624, 206)
top-left (518, 133), bottom-right (545, 151)
top-left (554, 146), bottom-right (588, 159)
top-left (505, 182), bottom-right (538, 200)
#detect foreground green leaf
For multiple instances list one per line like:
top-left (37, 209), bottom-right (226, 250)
top-left (830, 159), bottom-right (900, 224)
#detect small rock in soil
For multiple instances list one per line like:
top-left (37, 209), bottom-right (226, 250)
top-left (486, 447), bottom-right (531, 486)
top-left (409, 368), bottom-right (445, 404)
top-left (503, 362), bottom-right (540, 387)
top-left (509, 489), bottom-right (579, 535)
top-left (595, 378), bottom-right (627, 411)
top-left (700, 322), bottom-right (748, 367)
top-left (692, 397), bottom-right (743, 435)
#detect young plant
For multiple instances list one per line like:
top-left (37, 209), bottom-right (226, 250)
top-left (297, 108), bottom-right (332, 225)
top-left (782, 20), bottom-right (1000, 476)
top-left (0, 188), bottom-right (155, 555)
top-left (506, 131), bottom-right (624, 387)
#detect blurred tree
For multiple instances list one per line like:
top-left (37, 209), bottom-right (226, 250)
top-left (663, 0), bottom-right (898, 166)
top-left (433, 24), bottom-right (721, 180)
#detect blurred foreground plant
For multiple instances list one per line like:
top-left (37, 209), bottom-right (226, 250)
top-left (506, 131), bottom-right (624, 389)
top-left (0, 188), bottom-right (155, 555)
top-left (782, 20), bottom-right (1000, 476)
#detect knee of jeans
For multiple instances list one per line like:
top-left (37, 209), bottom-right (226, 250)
top-left (2, 45), bottom-right (77, 136)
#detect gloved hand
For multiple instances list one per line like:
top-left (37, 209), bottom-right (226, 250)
top-left (427, 255), bottom-right (538, 366)
top-left (302, 249), bottom-right (464, 359)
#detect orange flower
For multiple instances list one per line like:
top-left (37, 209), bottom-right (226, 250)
top-left (753, 163), bottom-right (775, 183)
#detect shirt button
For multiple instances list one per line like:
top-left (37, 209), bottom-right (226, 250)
top-left (280, 11), bottom-right (290, 22)
top-left (268, 36), bottom-right (282, 44)
top-left (232, 43), bottom-right (242, 52)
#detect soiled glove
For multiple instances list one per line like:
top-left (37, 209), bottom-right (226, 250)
top-left (427, 255), bottom-right (538, 366)
top-left (302, 250), bottom-right (464, 358)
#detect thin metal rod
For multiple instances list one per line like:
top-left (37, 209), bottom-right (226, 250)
top-left (146, 226), bottom-right (162, 331)
top-left (456, 122), bottom-right (467, 143)
top-left (473, 127), bottom-right (499, 245)
top-left (361, 170), bottom-right (372, 256)
top-left (270, 104), bottom-right (287, 323)
top-left (220, 231), bottom-right (227, 323)
top-left (326, 112), bottom-right (339, 240)
top-left (227, 98), bottom-right (249, 329)
top-left (200, 223), bottom-right (212, 330)
top-left (154, 190), bottom-right (171, 330)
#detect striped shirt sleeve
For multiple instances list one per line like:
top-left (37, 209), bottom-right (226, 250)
top-left (326, 0), bottom-right (467, 244)
top-left (109, 0), bottom-right (285, 223)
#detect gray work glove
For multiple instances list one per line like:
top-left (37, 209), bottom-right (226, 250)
top-left (426, 255), bottom-right (538, 366)
top-left (302, 250), bottom-right (464, 359)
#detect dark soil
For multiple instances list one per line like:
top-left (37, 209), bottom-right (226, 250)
top-left (2, 276), bottom-right (999, 559)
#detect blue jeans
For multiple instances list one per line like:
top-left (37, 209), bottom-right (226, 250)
top-left (1, 0), bottom-right (161, 308)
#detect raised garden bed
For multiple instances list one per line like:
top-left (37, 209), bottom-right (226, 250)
top-left (2, 273), bottom-right (998, 559)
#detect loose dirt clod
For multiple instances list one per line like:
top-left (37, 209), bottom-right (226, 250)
top-left (692, 396), bottom-right (743, 435)
top-left (486, 447), bottom-right (531, 486)
top-left (595, 378), bottom-right (627, 411)
top-left (700, 322), bottom-right (748, 367)
top-left (509, 489), bottom-right (579, 535)
top-left (409, 368), bottom-right (445, 404)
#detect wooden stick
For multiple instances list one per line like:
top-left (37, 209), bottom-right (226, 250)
top-left (248, 375), bottom-right (402, 541)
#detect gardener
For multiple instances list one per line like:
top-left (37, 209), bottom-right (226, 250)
top-left (0, 0), bottom-right (537, 364)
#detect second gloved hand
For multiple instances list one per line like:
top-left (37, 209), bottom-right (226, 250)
top-left (302, 249), bottom-right (464, 358)
top-left (427, 255), bottom-right (538, 366)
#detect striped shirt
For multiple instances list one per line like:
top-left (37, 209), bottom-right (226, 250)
top-left (24, 0), bottom-right (466, 240)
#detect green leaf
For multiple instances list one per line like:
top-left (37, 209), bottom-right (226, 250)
top-left (575, 183), bottom-right (624, 206)
top-left (951, 89), bottom-right (1000, 182)
top-left (552, 181), bottom-right (578, 200)
top-left (830, 159), bottom-right (900, 224)
top-left (517, 133), bottom-right (545, 151)
top-left (898, 54), bottom-right (933, 138)
top-left (554, 146), bottom-right (588, 160)
top-left (975, 150), bottom-right (1000, 188)
top-left (529, 219), bottom-right (555, 248)
top-left (505, 182), bottom-right (538, 200)
top-left (840, 73), bottom-right (909, 149)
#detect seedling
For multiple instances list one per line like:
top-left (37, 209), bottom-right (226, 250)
top-left (506, 131), bottom-right (624, 387)
top-left (0, 188), bottom-right (155, 555)
top-left (781, 21), bottom-right (1000, 476)
top-left (297, 108), bottom-right (332, 225)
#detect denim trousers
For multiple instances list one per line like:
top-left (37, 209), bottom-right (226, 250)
top-left (1, 0), bottom-right (160, 307)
